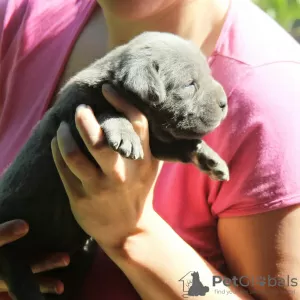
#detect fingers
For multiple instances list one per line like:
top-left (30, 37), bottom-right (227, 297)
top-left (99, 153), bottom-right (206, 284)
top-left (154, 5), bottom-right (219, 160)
top-left (32, 253), bottom-right (69, 295)
top-left (54, 84), bottom-right (151, 185)
top-left (0, 279), bottom-right (64, 295)
top-left (51, 136), bottom-right (85, 199)
top-left (53, 123), bottom-right (101, 188)
top-left (75, 106), bottom-right (123, 178)
top-left (31, 253), bottom-right (70, 274)
top-left (0, 222), bottom-right (66, 295)
top-left (38, 277), bottom-right (64, 295)
top-left (0, 251), bottom-right (69, 294)
top-left (0, 280), bottom-right (9, 292)
top-left (74, 84), bottom-right (152, 178)
top-left (0, 220), bottom-right (29, 247)
top-left (102, 84), bottom-right (150, 154)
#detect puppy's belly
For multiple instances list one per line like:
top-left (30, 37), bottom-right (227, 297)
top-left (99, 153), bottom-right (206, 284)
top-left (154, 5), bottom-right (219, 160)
top-left (0, 179), bottom-right (86, 258)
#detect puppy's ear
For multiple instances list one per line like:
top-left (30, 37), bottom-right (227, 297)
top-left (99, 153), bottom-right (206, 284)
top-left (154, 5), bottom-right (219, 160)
top-left (121, 60), bottom-right (166, 104)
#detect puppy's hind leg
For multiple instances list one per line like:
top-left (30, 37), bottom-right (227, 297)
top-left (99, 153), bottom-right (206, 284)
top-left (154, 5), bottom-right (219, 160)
top-left (0, 247), bottom-right (44, 300)
top-left (191, 140), bottom-right (229, 181)
top-left (149, 137), bottom-right (229, 181)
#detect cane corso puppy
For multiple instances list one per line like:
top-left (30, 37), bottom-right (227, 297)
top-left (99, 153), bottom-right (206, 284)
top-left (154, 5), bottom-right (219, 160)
top-left (0, 32), bottom-right (229, 300)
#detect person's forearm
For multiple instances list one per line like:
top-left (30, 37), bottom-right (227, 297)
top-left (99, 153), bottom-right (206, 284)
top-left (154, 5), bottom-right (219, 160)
top-left (100, 212), bottom-right (253, 300)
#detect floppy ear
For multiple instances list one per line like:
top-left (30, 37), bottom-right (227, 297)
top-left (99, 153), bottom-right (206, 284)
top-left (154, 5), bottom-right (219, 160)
top-left (119, 59), bottom-right (167, 105)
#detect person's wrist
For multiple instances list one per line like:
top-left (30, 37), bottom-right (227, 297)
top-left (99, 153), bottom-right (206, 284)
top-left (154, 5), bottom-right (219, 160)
top-left (99, 208), bottom-right (163, 261)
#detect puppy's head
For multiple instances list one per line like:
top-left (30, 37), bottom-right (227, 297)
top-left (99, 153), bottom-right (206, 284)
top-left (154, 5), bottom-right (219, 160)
top-left (114, 32), bottom-right (228, 142)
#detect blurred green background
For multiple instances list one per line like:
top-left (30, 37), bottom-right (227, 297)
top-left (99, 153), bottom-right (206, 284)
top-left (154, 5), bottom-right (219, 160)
top-left (253, 0), bottom-right (300, 41)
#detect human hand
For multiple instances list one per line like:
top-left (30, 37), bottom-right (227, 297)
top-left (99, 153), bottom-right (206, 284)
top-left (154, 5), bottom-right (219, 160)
top-left (51, 84), bottom-right (163, 251)
top-left (0, 220), bottom-right (70, 296)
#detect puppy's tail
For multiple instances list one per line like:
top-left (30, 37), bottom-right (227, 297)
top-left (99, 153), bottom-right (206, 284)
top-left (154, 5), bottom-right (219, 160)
top-left (0, 246), bottom-right (44, 300)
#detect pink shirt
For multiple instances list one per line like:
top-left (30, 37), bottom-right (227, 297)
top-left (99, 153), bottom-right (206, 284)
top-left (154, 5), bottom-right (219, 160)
top-left (1, 0), bottom-right (300, 299)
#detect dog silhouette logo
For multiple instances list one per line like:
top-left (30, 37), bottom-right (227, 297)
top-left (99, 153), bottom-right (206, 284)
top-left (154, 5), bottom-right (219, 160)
top-left (179, 271), bottom-right (210, 298)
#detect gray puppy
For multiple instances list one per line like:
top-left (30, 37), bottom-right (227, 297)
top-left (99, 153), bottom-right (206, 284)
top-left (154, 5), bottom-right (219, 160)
top-left (0, 32), bottom-right (229, 300)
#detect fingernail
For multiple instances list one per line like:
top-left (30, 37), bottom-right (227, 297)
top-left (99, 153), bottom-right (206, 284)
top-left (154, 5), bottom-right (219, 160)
top-left (13, 220), bottom-right (28, 235)
top-left (76, 104), bottom-right (90, 114)
top-left (57, 122), bottom-right (79, 154)
top-left (50, 254), bottom-right (69, 266)
top-left (102, 83), bottom-right (118, 96)
top-left (57, 257), bottom-right (70, 267)
top-left (55, 282), bottom-right (64, 294)
top-left (75, 104), bottom-right (94, 120)
top-left (63, 255), bottom-right (70, 266)
top-left (42, 283), bottom-right (63, 295)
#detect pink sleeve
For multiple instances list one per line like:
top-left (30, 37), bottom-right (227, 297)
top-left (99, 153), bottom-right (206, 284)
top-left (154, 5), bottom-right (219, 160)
top-left (209, 62), bottom-right (300, 217)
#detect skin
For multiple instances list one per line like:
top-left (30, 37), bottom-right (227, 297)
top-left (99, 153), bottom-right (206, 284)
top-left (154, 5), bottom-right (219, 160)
top-left (1, 0), bottom-right (300, 299)
top-left (0, 221), bottom-right (69, 295)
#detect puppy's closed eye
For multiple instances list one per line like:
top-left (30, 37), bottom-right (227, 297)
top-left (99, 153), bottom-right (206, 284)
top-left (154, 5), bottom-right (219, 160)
top-left (183, 80), bottom-right (197, 93)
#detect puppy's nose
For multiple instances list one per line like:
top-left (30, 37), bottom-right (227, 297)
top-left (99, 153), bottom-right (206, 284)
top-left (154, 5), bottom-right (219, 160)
top-left (218, 96), bottom-right (227, 109)
top-left (214, 82), bottom-right (227, 109)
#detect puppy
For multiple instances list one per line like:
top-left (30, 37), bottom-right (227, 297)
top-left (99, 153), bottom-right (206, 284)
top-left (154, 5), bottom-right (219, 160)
top-left (0, 32), bottom-right (229, 300)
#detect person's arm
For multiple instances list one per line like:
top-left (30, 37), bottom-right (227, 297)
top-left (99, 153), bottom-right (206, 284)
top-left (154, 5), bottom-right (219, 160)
top-left (219, 205), bottom-right (300, 299)
top-left (104, 211), bottom-right (253, 300)
top-left (52, 60), bottom-right (300, 300)
top-left (51, 85), bottom-right (253, 299)
top-left (99, 62), bottom-right (300, 300)
top-left (103, 204), bottom-right (300, 300)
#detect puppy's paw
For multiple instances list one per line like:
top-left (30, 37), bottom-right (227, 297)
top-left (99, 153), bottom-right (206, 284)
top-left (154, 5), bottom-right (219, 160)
top-left (191, 142), bottom-right (229, 181)
top-left (107, 129), bottom-right (143, 159)
top-left (99, 115), bottom-right (144, 160)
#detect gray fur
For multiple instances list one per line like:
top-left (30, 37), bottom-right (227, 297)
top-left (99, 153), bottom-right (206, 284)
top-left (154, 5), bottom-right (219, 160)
top-left (0, 32), bottom-right (229, 300)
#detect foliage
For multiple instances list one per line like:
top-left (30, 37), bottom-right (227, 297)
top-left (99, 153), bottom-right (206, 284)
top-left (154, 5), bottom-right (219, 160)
top-left (253, 0), bottom-right (300, 38)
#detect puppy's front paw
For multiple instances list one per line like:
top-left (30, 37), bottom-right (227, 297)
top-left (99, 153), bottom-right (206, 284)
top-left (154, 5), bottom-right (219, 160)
top-left (107, 129), bottom-right (143, 159)
top-left (98, 115), bottom-right (144, 160)
top-left (191, 142), bottom-right (229, 181)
